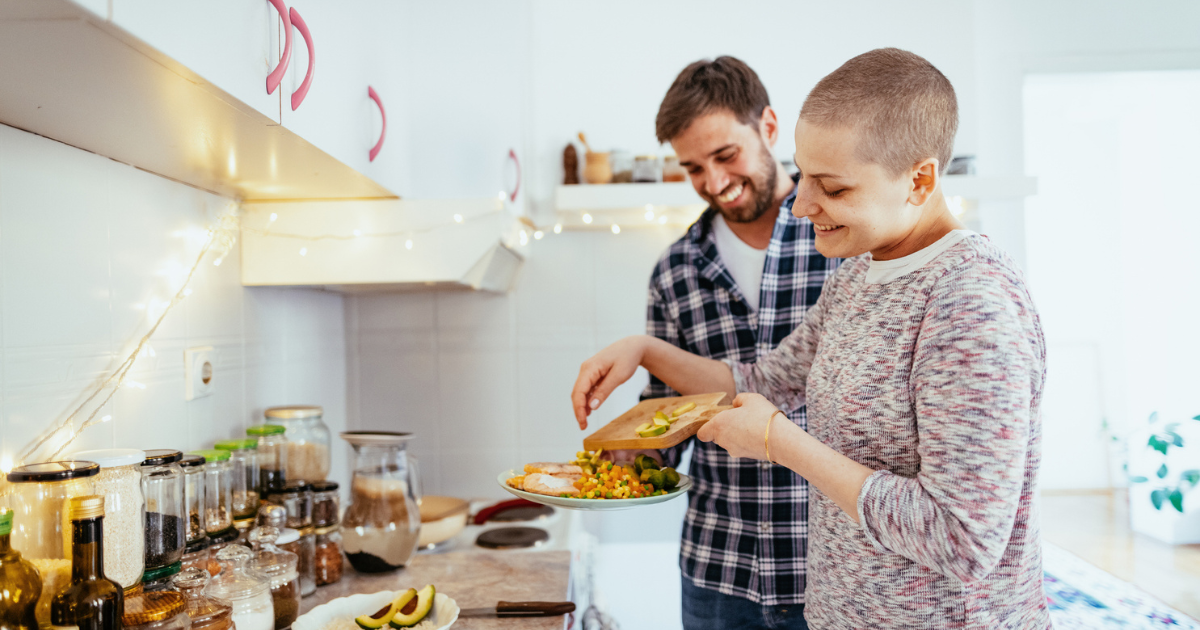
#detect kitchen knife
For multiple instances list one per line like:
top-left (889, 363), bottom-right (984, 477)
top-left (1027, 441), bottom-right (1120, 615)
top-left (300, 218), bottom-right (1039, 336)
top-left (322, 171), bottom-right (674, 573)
top-left (459, 601), bottom-right (576, 618)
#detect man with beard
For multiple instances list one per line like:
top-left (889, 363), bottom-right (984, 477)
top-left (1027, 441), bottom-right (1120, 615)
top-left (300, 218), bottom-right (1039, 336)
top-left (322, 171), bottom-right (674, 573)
top-left (576, 57), bottom-right (839, 629)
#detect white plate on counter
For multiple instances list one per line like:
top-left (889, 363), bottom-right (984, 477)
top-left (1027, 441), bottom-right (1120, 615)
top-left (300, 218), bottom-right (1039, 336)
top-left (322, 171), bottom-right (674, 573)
top-left (497, 469), bottom-right (691, 511)
top-left (294, 589), bottom-right (458, 630)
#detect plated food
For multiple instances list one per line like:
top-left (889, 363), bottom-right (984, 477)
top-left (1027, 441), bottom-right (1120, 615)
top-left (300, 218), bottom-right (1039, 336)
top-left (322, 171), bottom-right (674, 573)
top-left (506, 452), bottom-right (680, 500)
top-left (295, 589), bottom-right (458, 630)
top-left (354, 585), bottom-right (436, 629)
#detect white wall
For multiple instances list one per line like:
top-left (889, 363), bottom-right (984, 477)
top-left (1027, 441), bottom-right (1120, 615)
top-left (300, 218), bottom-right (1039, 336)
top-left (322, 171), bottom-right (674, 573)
top-left (0, 124), bottom-right (350, 491)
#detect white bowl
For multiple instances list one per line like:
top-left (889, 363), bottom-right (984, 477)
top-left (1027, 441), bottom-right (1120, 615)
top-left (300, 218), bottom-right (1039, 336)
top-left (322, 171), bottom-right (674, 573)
top-left (294, 589), bottom-right (458, 630)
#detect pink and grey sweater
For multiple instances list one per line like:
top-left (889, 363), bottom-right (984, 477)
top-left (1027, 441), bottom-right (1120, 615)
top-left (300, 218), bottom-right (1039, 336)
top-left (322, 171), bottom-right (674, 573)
top-left (731, 234), bottom-right (1052, 629)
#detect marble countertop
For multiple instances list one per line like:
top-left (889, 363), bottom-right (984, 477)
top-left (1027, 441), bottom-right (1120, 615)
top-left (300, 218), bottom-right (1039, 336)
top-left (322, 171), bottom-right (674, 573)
top-left (299, 550), bottom-right (574, 630)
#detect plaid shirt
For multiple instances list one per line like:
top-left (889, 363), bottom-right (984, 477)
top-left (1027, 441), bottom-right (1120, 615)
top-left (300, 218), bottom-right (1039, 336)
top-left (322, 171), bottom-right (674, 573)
top-left (643, 176), bottom-right (840, 605)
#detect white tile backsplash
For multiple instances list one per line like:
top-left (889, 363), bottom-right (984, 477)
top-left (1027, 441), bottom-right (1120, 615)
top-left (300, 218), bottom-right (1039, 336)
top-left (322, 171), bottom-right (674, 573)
top-left (0, 124), bottom-right (349, 492)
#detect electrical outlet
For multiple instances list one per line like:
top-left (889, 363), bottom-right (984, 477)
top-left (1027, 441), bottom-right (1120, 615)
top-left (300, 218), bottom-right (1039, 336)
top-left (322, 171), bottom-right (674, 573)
top-left (185, 346), bottom-right (215, 401)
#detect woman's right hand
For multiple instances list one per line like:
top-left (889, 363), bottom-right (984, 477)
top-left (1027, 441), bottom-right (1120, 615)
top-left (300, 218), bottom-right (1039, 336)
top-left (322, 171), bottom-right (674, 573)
top-left (571, 336), bottom-right (649, 429)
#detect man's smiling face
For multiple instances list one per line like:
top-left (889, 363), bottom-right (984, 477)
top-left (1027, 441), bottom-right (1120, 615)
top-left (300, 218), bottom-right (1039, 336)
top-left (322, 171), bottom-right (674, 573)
top-left (671, 109), bottom-right (778, 224)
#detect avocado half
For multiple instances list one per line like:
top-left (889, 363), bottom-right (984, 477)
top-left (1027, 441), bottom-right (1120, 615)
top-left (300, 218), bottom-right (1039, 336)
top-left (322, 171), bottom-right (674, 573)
top-left (389, 584), bottom-right (435, 627)
top-left (356, 589), bottom-right (416, 630)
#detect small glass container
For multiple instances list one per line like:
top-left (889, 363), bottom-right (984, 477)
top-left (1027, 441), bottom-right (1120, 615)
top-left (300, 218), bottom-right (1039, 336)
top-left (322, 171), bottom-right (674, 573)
top-left (609, 150), bottom-right (634, 183)
top-left (264, 406), bottom-right (332, 483)
top-left (247, 426), bottom-right (288, 496)
top-left (142, 561), bottom-right (182, 592)
top-left (180, 454), bottom-right (207, 549)
top-left (202, 528), bottom-right (240, 578)
top-left (267, 482), bottom-right (314, 597)
top-left (313, 526), bottom-right (343, 586)
top-left (181, 537), bottom-right (209, 576)
top-left (71, 448), bottom-right (147, 592)
top-left (122, 589), bottom-right (192, 630)
top-left (6, 461), bottom-right (99, 627)
top-left (173, 567), bottom-right (234, 630)
top-left (191, 450), bottom-right (233, 538)
top-left (206, 545), bottom-right (274, 630)
top-left (310, 481), bottom-right (339, 529)
top-left (214, 440), bottom-right (259, 526)
top-left (141, 450), bottom-right (186, 571)
top-left (662, 155), bottom-right (687, 182)
top-left (340, 432), bottom-right (422, 572)
top-left (632, 154), bottom-right (661, 182)
top-left (248, 526), bottom-right (300, 630)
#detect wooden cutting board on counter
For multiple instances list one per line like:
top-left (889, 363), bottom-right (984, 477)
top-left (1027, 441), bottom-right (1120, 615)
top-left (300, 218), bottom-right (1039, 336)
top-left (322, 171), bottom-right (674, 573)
top-left (582, 392), bottom-right (731, 451)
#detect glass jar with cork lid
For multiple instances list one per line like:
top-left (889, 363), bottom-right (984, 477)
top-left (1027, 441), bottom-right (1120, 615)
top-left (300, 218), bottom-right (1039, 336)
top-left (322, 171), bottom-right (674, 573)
top-left (263, 406), bottom-right (331, 484)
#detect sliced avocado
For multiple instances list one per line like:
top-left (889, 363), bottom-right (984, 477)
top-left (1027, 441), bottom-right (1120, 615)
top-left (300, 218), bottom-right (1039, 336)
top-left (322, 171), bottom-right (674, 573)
top-left (638, 425), bottom-right (667, 438)
top-left (356, 588), bottom-right (414, 630)
top-left (652, 416), bottom-right (671, 428)
top-left (390, 584), bottom-right (435, 627)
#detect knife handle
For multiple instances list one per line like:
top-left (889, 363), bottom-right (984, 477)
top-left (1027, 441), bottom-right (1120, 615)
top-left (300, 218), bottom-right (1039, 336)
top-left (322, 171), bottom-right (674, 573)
top-left (496, 601), bottom-right (576, 616)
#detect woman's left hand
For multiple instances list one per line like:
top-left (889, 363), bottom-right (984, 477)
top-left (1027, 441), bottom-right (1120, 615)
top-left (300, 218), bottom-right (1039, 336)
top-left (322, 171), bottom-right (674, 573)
top-left (696, 393), bottom-right (781, 461)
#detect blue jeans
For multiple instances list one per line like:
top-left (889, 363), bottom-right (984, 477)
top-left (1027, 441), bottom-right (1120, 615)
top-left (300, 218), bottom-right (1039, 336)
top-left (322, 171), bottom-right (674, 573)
top-left (681, 577), bottom-right (808, 630)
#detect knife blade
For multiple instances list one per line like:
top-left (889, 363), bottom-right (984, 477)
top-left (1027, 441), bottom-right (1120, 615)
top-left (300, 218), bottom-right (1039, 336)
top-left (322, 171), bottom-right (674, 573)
top-left (459, 601), bottom-right (576, 618)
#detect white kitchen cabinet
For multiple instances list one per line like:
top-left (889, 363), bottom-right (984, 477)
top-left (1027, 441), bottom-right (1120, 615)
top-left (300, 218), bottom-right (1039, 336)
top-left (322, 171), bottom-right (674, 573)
top-left (110, 0), bottom-right (284, 124)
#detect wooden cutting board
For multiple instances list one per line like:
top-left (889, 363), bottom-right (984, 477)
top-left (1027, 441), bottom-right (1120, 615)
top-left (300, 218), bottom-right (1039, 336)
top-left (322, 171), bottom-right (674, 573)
top-left (582, 392), bottom-right (731, 452)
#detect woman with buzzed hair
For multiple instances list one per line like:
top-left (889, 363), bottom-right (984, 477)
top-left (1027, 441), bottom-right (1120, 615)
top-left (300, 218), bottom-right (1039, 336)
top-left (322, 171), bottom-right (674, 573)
top-left (571, 48), bottom-right (1051, 629)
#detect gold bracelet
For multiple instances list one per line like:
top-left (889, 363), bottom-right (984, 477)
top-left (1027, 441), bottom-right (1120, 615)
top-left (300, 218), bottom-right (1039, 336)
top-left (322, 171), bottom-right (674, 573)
top-left (765, 410), bottom-right (785, 463)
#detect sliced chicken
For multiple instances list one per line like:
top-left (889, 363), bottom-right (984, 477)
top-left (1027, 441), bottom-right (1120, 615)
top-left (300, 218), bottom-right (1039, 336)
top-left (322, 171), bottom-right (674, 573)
top-left (523, 462), bottom-right (584, 476)
top-left (522, 472), bottom-right (581, 497)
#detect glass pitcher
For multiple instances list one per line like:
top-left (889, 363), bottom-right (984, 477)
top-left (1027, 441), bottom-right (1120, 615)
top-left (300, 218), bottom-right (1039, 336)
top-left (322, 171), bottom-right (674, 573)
top-left (338, 432), bottom-right (421, 573)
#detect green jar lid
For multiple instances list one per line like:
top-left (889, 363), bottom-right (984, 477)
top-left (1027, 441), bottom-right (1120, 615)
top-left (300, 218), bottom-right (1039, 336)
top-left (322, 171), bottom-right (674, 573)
top-left (246, 424), bottom-right (286, 437)
top-left (142, 561), bottom-right (183, 583)
top-left (0, 508), bottom-right (12, 536)
top-left (214, 439), bottom-right (258, 451)
top-left (190, 449), bottom-right (231, 463)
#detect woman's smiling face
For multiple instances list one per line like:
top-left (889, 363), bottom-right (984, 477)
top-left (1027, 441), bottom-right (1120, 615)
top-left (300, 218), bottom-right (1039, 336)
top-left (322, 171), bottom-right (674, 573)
top-left (790, 119), bottom-right (933, 260)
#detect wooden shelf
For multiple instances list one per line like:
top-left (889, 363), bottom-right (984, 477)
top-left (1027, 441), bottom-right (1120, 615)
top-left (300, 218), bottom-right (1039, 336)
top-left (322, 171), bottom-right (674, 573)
top-left (555, 183), bottom-right (705, 211)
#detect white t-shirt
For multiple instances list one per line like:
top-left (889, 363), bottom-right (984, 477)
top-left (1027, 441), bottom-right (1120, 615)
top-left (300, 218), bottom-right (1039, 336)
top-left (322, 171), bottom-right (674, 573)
top-left (866, 229), bottom-right (976, 284)
top-left (711, 214), bottom-right (769, 311)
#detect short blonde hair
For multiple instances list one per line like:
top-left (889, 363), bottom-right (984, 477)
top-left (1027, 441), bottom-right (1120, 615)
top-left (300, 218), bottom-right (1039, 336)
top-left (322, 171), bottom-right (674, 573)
top-left (800, 48), bottom-right (958, 176)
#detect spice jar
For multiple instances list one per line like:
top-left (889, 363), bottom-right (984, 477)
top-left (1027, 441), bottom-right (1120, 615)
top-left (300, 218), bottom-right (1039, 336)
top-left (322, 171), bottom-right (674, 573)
top-left (123, 590), bottom-right (191, 630)
top-left (313, 526), bottom-right (343, 586)
top-left (142, 561), bottom-right (182, 592)
top-left (247, 526), bottom-right (300, 630)
top-left (266, 482), bottom-right (314, 597)
top-left (310, 481), bottom-right (339, 528)
top-left (180, 454), bottom-right (207, 551)
top-left (141, 450), bottom-right (186, 572)
top-left (632, 155), bottom-right (661, 182)
top-left (71, 449), bottom-right (147, 592)
top-left (173, 567), bottom-right (234, 630)
top-left (662, 155), bottom-right (688, 182)
top-left (202, 528), bottom-right (240, 578)
top-left (247, 426), bottom-right (288, 496)
top-left (214, 440), bottom-right (259, 527)
top-left (263, 406), bottom-right (332, 484)
top-left (610, 150), bottom-right (634, 183)
top-left (206, 545), bottom-right (274, 630)
top-left (6, 461), bottom-right (99, 627)
top-left (191, 450), bottom-right (233, 538)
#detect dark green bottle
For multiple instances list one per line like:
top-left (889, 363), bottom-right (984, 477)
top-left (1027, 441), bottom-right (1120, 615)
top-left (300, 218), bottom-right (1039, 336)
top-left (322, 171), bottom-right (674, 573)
top-left (0, 507), bottom-right (42, 630)
top-left (49, 497), bottom-right (123, 630)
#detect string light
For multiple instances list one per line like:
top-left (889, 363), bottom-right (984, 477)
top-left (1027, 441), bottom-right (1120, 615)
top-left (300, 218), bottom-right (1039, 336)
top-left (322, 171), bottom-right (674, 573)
top-left (299, 247), bottom-right (308, 257)
top-left (182, 288), bottom-right (193, 297)
top-left (353, 229), bottom-right (363, 237)
top-left (453, 214), bottom-right (463, 223)
top-left (519, 230), bottom-right (529, 246)
top-left (213, 258), bottom-right (224, 266)
top-left (645, 205), bottom-right (655, 221)
top-left (611, 224), bottom-right (621, 234)
top-left (534, 230), bottom-right (544, 240)
top-left (0, 455), bottom-right (11, 475)
top-left (658, 216), bottom-right (668, 225)
top-left (947, 195), bottom-right (966, 217)
top-left (405, 239), bottom-right (413, 250)
top-left (269, 213), bottom-right (278, 223)
top-left (582, 213), bottom-right (593, 224)
top-left (497, 191), bottom-right (506, 201)
top-left (553, 223), bottom-right (563, 234)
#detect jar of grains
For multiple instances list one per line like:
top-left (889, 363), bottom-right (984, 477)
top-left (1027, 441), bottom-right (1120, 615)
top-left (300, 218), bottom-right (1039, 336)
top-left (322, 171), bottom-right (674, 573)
top-left (122, 590), bottom-right (192, 630)
top-left (5, 461), bottom-right (99, 627)
top-left (173, 567), bottom-right (234, 630)
top-left (206, 545), bottom-right (274, 630)
top-left (263, 406), bottom-right (332, 484)
top-left (248, 526), bottom-right (301, 630)
top-left (266, 482), bottom-right (314, 597)
top-left (180, 454), bottom-right (208, 551)
top-left (247, 426), bottom-right (288, 497)
top-left (141, 450), bottom-right (186, 571)
top-left (191, 450), bottom-right (233, 538)
top-left (71, 449), bottom-right (147, 592)
top-left (214, 440), bottom-right (259, 527)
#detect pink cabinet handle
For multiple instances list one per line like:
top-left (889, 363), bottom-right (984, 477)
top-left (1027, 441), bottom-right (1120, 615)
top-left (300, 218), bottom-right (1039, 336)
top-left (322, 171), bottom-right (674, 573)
top-left (508, 149), bottom-right (521, 202)
top-left (289, 7), bottom-right (314, 110)
top-left (368, 86), bottom-right (386, 162)
top-left (266, 0), bottom-right (292, 95)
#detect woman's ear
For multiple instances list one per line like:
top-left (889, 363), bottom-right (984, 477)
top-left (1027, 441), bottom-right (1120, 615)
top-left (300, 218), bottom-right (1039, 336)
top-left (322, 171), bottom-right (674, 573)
top-left (759, 106), bottom-right (780, 148)
top-left (907, 158), bottom-right (940, 206)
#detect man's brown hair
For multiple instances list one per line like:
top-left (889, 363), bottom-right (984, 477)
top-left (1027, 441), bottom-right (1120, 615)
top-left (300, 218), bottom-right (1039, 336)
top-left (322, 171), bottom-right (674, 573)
top-left (656, 56), bottom-right (770, 143)
top-left (801, 48), bottom-right (958, 176)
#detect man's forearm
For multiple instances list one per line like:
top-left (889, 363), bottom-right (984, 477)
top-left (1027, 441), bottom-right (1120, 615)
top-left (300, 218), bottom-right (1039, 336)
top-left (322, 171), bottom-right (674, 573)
top-left (640, 336), bottom-right (737, 398)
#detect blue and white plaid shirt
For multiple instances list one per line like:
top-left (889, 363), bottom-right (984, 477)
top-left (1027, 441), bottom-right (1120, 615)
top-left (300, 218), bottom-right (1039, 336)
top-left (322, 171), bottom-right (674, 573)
top-left (643, 176), bottom-right (840, 605)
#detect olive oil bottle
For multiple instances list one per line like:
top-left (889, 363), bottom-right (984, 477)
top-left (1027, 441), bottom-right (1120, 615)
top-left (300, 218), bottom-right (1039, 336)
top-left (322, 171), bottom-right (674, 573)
top-left (0, 507), bottom-right (42, 630)
top-left (49, 497), bottom-right (123, 630)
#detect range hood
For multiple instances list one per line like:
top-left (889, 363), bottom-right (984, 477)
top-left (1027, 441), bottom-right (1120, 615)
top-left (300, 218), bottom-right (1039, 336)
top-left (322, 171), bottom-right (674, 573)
top-left (241, 198), bottom-right (528, 292)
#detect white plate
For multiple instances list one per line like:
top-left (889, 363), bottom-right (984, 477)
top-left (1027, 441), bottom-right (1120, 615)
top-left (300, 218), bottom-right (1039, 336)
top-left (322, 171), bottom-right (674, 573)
top-left (294, 589), bottom-right (458, 630)
top-left (497, 469), bottom-right (691, 511)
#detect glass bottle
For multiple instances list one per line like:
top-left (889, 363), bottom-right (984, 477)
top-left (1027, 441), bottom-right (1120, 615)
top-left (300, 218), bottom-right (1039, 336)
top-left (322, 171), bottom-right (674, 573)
top-left (246, 426), bottom-right (287, 496)
top-left (265, 482), bottom-right (314, 596)
top-left (50, 496), bottom-right (124, 630)
top-left (213, 440), bottom-right (259, 529)
top-left (339, 432), bottom-right (422, 572)
top-left (190, 451), bottom-right (233, 538)
top-left (180, 454), bottom-right (208, 555)
top-left (68, 449), bottom-right (147, 594)
top-left (247, 526), bottom-right (300, 630)
top-left (205, 546), bottom-right (273, 630)
top-left (172, 567), bottom-right (233, 630)
top-left (0, 507), bottom-right (41, 630)
top-left (121, 590), bottom-right (190, 630)
top-left (6, 461), bottom-right (99, 627)
top-left (263, 406), bottom-right (332, 483)
top-left (141, 450), bottom-right (186, 572)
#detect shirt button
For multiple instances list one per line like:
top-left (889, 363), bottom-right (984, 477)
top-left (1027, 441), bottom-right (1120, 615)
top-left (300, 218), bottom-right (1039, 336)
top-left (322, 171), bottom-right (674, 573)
top-left (760, 522), bottom-right (770, 532)
top-left (760, 461), bottom-right (772, 470)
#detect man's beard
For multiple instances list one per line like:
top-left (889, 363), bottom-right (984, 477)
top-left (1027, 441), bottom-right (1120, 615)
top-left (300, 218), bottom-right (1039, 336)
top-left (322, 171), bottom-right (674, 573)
top-left (710, 141), bottom-right (778, 224)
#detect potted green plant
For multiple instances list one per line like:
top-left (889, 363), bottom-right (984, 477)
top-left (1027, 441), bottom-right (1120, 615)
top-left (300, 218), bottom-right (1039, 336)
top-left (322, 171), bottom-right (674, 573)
top-left (1128, 412), bottom-right (1200, 544)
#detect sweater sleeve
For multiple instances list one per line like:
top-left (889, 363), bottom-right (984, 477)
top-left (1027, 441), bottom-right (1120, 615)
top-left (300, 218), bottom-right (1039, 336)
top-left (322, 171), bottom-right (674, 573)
top-left (856, 264), bottom-right (1042, 583)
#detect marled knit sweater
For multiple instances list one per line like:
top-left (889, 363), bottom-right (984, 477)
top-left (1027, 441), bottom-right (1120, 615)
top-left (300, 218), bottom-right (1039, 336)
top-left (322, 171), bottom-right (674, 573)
top-left (731, 234), bottom-right (1052, 629)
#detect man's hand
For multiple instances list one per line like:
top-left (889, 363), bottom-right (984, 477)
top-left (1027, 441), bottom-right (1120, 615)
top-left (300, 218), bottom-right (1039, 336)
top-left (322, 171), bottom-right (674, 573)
top-left (571, 336), bottom-right (649, 429)
top-left (696, 393), bottom-right (780, 460)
